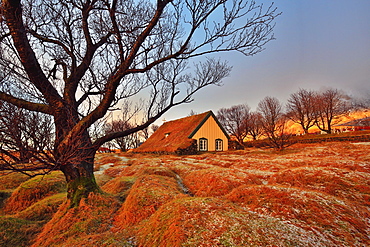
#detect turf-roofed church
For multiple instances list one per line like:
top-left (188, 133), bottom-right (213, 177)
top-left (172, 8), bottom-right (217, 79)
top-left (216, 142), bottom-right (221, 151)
top-left (135, 111), bottom-right (229, 154)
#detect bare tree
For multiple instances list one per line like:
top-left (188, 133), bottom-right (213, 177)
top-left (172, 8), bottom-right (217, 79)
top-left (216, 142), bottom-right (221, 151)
top-left (0, 0), bottom-right (279, 205)
top-left (257, 96), bottom-right (291, 150)
top-left (247, 111), bottom-right (264, 140)
top-left (286, 89), bottom-right (316, 134)
top-left (314, 88), bottom-right (351, 134)
top-left (217, 104), bottom-right (250, 144)
top-left (104, 119), bottom-right (135, 151)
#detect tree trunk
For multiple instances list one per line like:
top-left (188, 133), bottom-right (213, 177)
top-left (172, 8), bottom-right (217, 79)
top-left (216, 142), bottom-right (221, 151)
top-left (54, 114), bottom-right (100, 207)
top-left (59, 152), bottom-right (100, 208)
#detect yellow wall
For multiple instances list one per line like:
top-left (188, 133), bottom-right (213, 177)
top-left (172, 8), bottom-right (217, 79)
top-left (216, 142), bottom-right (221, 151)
top-left (192, 116), bottom-right (228, 151)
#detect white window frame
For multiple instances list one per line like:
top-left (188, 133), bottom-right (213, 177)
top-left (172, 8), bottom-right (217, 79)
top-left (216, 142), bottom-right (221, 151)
top-left (199, 138), bottom-right (208, 151)
top-left (215, 139), bottom-right (223, 151)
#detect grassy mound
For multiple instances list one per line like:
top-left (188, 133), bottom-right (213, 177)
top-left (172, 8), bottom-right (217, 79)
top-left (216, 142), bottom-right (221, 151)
top-left (16, 193), bottom-right (66, 221)
top-left (0, 172), bottom-right (31, 190)
top-left (101, 176), bottom-right (136, 201)
top-left (3, 172), bottom-right (66, 214)
top-left (32, 193), bottom-right (121, 247)
top-left (135, 197), bottom-right (332, 247)
top-left (226, 184), bottom-right (369, 246)
top-left (114, 174), bottom-right (187, 230)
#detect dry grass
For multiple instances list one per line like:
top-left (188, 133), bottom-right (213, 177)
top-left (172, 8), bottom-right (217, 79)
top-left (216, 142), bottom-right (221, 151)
top-left (1, 141), bottom-right (369, 246)
top-left (0, 172), bottom-right (31, 190)
top-left (32, 193), bottom-right (121, 247)
top-left (113, 174), bottom-right (187, 230)
top-left (226, 185), bottom-right (368, 245)
top-left (135, 197), bottom-right (332, 247)
top-left (0, 216), bottom-right (44, 247)
top-left (183, 167), bottom-right (246, 197)
top-left (3, 172), bottom-right (66, 214)
top-left (15, 193), bottom-right (66, 222)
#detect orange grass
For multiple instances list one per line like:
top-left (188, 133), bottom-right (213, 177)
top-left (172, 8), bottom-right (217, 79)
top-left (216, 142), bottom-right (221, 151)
top-left (0, 172), bottom-right (31, 190)
top-left (183, 167), bottom-right (246, 197)
top-left (1, 141), bottom-right (369, 246)
top-left (101, 176), bottom-right (136, 196)
top-left (226, 184), bottom-right (369, 245)
top-left (135, 197), bottom-right (332, 247)
top-left (271, 166), bottom-right (370, 205)
top-left (32, 193), bottom-right (120, 247)
top-left (15, 193), bottom-right (66, 222)
top-left (113, 174), bottom-right (187, 230)
top-left (3, 172), bottom-right (66, 214)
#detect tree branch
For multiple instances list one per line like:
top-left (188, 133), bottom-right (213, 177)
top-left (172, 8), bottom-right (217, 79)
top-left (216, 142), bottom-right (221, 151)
top-left (2, 0), bottom-right (63, 108)
top-left (0, 92), bottom-right (52, 114)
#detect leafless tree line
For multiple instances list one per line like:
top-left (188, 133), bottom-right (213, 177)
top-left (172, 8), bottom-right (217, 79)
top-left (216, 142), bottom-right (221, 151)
top-left (217, 88), bottom-right (354, 150)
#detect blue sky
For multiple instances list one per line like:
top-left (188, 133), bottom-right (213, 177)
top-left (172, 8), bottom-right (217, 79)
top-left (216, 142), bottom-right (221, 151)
top-left (160, 0), bottom-right (370, 122)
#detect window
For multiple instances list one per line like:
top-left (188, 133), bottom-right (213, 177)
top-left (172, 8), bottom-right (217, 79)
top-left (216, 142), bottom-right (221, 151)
top-left (215, 139), bottom-right (223, 151)
top-left (199, 138), bottom-right (208, 151)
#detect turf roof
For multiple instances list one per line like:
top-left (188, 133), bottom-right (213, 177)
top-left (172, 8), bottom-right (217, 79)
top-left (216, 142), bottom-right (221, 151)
top-left (135, 111), bottom-right (225, 153)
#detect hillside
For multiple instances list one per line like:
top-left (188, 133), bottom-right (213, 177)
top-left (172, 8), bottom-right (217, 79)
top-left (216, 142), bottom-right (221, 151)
top-left (1, 142), bottom-right (369, 246)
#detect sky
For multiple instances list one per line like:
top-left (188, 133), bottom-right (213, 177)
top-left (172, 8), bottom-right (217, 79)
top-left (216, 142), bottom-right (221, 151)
top-left (159, 0), bottom-right (370, 123)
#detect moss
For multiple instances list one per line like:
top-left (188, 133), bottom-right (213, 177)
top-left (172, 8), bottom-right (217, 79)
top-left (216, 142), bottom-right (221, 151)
top-left (66, 176), bottom-right (100, 208)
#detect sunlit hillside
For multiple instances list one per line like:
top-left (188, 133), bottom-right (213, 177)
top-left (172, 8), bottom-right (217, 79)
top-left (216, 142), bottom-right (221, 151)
top-left (1, 141), bottom-right (369, 246)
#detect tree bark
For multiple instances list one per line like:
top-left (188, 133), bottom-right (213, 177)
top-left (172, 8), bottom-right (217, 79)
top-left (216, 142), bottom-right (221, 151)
top-left (53, 109), bottom-right (100, 207)
top-left (60, 156), bottom-right (100, 208)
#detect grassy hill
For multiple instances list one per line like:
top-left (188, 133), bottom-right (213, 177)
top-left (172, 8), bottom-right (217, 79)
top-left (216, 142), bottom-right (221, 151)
top-left (1, 141), bottom-right (369, 246)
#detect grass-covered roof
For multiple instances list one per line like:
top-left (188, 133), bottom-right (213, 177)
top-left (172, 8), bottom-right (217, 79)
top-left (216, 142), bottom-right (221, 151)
top-left (135, 111), bottom-right (213, 153)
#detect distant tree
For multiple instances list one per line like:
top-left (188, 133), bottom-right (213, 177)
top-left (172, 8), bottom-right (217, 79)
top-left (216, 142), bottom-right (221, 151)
top-left (0, 0), bottom-right (279, 205)
top-left (217, 104), bottom-right (251, 144)
top-left (286, 89), bottom-right (316, 134)
top-left (247, 111), bottom-right (264, 141)
top-left (139, 123), bottom-right (160, 142)
top-left (151, 124), bottom-right (159, 134)
top-left (104, 120), bottom-right (138, 151)
top-left (257, 96), bottom-right (291, 150)
top-left (313, 89), bottom-right (351, 134)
